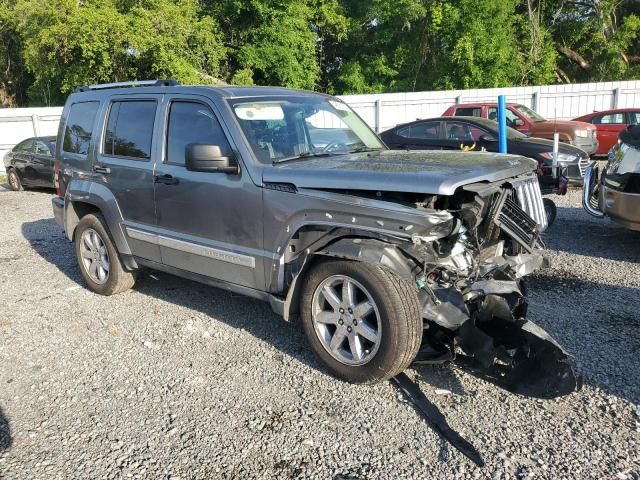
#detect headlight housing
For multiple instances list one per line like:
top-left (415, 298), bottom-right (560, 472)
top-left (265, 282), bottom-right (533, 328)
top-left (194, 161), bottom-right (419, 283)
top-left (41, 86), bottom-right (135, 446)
top-left (575, 129), bottom-right (592, 138)
top-left (608, 143), bottom-right (640, 175)
top-left (539, 152), bottom-right (580, 166)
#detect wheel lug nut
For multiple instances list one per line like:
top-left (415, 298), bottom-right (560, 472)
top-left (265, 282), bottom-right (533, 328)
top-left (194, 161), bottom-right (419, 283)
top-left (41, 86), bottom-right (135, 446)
top-left (348, 308), bottom-right (353, 314)
top-left (338, 319), bottom-right (344, 325)
top-left (353, 320), bottom-right (357, 326)
top-left (347, 326), bottom-right (352, 333)
top-left (339, 308), bottom-right (344, 314)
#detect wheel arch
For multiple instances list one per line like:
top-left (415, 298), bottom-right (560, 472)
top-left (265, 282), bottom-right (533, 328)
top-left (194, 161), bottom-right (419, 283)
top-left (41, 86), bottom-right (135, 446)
top-left (64, 180), bottom-right (137, 269)
top-left (279, 228), bottom-right (418, 322)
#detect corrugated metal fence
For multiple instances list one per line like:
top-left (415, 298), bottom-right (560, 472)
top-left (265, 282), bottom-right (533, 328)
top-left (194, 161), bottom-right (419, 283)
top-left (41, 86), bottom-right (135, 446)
top-left (2, 80), bottom-right (640, 174)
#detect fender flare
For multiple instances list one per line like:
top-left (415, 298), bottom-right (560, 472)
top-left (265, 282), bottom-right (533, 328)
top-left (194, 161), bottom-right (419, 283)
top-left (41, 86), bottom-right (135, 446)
top-left (281, 236), bottom-right (417, 321)
top-left (64, 180), bottom-right (134, 260)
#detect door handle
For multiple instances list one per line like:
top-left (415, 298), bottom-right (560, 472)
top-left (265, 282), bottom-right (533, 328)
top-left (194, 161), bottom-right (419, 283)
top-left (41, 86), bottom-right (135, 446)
top-left (154, 174), bottom-right (179, 185)
top-left (93, 165), bottom-right (111, 174)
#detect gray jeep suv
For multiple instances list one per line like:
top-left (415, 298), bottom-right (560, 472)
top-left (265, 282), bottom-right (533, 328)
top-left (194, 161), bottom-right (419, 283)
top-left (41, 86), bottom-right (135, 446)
top-left (52, 80), bottom-right (575, 394)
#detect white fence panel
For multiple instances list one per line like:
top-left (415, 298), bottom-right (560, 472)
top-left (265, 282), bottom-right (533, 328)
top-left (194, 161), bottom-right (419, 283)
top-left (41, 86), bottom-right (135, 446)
top-left (0, 107), bottom-right (63, 174)
top-left (1, 80), bottom-right (639, 174)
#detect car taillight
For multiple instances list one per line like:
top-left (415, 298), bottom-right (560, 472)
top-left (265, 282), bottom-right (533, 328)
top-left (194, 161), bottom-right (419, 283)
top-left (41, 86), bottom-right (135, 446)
top-left (54, 157), bottom-right (61, 197)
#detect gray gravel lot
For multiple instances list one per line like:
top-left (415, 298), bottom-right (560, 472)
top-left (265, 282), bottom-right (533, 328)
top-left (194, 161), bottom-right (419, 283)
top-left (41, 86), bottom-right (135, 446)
top-left (0, 186), bottom-right (638, 480)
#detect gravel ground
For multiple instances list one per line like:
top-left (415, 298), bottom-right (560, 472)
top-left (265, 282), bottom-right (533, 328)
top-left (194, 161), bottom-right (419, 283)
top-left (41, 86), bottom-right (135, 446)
top-left (0, 186), bottom-right (638, 480)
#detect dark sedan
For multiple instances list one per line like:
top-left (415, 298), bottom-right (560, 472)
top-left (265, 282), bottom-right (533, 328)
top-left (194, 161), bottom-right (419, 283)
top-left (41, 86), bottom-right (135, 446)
top-left (381, 117), bottom-right (590, 185)
top-left (3, 136), bottom-right (56, 191)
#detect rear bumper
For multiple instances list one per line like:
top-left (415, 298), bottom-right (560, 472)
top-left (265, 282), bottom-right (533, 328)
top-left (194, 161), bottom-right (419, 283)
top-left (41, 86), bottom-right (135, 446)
top-left (52, 196), bottom-right (64, 231)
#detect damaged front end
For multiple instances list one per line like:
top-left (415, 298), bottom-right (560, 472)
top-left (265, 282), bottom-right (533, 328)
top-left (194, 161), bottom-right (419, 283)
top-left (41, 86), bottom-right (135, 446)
top-left (405, 176), bottom-right (579, 399)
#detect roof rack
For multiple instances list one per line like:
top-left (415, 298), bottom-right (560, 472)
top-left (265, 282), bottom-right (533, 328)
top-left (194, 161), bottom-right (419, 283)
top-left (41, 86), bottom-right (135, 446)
top-left (74, 79), bottom-right (180, 93)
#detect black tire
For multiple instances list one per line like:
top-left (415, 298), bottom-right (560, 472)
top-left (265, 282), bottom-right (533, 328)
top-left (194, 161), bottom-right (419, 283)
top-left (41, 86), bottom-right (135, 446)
top-left (7, 169), bottom-right (23, 191)
top-left (300, 259), bottom-right (422, 384)
top-left (74, 213), bottom-right (135, 296)
top-left (543, 198), bottom-right (557, 227)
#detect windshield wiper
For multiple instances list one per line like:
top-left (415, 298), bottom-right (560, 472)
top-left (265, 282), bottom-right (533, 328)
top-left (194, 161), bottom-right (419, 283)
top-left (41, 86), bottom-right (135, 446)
top-left (273, 150), bottom-right (343, 164)
top-left (348, 146), bottom-right (383, 153)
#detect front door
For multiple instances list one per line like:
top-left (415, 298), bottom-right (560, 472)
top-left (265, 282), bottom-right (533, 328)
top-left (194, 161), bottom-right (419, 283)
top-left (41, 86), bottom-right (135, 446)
top-left (12, 139), bottom-right (34, 183)
top-left (94, 94), bottom-right (162, 262)
top-left (389, 121), bottom-right (443, 149)
top-left (153, 95), bottom-right (265, 290)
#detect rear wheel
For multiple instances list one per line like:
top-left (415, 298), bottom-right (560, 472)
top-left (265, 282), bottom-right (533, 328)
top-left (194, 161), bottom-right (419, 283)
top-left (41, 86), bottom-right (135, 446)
top-left (301, 259), bottom-right (422, 384)
top-left (543, 198), bottom-right (557, 226)
top-left (74, 213), bottom-right (135, 295)
top-left (7, 169), bottom-right (23, 191)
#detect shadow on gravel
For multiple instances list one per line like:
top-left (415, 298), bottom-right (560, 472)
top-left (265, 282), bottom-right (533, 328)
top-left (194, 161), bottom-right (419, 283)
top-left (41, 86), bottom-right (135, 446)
top-left (528, 272), bottom-right (640, 405)
top-left (0, 407), bottom-right (11, 452)
top-left (544, 207), bottom-right (640, 263)
top-left (21, 219), bottom-right (84, 286)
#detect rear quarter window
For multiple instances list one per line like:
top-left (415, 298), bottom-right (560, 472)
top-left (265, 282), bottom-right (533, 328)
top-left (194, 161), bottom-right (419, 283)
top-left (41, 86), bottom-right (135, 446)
top-left (63, 101), bottom-right (100, 156)
top-left (455, 107), bottom-right (481, 117)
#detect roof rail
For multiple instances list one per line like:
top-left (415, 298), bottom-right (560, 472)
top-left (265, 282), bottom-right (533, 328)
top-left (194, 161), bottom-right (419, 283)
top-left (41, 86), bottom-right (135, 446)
top-left (74, 79), bottom-right (180, 93)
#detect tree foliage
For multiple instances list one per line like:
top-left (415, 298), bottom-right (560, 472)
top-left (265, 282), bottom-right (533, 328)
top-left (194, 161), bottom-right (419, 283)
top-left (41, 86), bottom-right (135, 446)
top-left (0, 0), bottom-right (638, 106)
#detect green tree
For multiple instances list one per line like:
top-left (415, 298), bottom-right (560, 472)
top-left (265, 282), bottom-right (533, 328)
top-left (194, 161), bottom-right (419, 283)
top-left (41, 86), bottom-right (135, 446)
top-left (11, 0), bottom-right (226, 105)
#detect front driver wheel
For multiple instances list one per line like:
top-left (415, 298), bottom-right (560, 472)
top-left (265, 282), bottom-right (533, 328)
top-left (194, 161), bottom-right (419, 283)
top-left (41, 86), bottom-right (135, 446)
top-left (301, 260), bottom-right (422, 384)
top-left (74, 213), bottom-right (135, 296)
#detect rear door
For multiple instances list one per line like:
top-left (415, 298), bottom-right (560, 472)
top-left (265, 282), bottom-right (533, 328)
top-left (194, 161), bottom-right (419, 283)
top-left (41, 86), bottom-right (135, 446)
top-left (387, 121), bottom-right (443, 149)
top-left (11, 139), bottom-right (35, 183)
top-left (94, 95), bottom-right (162, 262)
top-left (32, 139), bottom-right (54, 186)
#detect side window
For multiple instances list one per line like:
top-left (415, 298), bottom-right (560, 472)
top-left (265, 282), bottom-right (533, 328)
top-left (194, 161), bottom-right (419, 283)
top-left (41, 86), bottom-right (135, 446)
top-left (103, 101), bottom-right (156, 160)
top-left (488, 107), bottom-right (521, 127)
top-left (444, 121), bottom-right (473, 141)
top-left (454, 107), bottom-right (481, 117)
top-left (14, 139), bottom-right (34, 153)
top-left (35, 141), bottom-right (51, 156)
top-left (629, 112), bottom-right (640, 125)
top-left (63, 101), bottom-right (100, 156)
top-left (166, 101), bottom-right (231, 165)
top-left (396, 121), bottom-right (441, 139)
top-left (594, 113), bottom-right (625, 125)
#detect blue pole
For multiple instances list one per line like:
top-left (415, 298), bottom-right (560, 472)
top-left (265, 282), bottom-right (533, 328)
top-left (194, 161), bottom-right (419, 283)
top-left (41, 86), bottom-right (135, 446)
top-left (497, 95), bottom-right (507, 153)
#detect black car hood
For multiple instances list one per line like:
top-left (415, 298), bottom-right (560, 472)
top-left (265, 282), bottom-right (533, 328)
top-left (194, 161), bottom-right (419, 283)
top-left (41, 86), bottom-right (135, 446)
top-left (512, 136), bottom-right (586, 156)
top-left (263, 150), bottom-right (536, 196)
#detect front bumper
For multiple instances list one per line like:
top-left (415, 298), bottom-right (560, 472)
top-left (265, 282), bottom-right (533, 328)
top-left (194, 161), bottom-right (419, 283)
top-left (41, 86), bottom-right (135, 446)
top-left (582, 164), bottom-right (640, 230)
top-left (52, 196), bottom-right (65, 231)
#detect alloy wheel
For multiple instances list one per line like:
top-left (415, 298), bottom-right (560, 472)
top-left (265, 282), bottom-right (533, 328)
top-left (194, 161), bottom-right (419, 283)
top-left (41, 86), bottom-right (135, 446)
top-left (79, 228), bottom-right (110, 284)
top-left (311, 275), bottom-right (381, 366)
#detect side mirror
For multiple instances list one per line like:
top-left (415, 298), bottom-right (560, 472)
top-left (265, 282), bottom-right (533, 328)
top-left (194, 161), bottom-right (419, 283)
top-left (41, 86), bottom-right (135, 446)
top-left (185, 144), bottom-right (238, 174)
top-left (479, 134), bottom-right (497, 142)
top-left (513, 118), bottom-right (525, 127)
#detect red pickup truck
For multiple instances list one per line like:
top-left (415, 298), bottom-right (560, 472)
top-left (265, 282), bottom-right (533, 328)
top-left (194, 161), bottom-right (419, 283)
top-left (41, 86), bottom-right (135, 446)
top-left (443, 102), bottom-right (598, 155)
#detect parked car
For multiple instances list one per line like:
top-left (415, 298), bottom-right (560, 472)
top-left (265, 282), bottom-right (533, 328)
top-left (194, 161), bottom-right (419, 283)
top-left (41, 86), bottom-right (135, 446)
top-left (3, 136), bottom-right (56, 191)
top-left (51, 80), bottom-right (575, 394)
top-left (443, 102), bottom-right (598, 155)
top-left (583, 123), bottom-right (640, 231)
top-left (573, 108), bottom-right (640, 156)
top-left (380, 116), bottom-right (592, 226)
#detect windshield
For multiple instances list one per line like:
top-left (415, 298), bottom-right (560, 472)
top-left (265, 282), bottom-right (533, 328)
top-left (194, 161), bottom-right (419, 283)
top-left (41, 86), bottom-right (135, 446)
top-left (229, 96), bottom-right (384, 163)
top-left (515, 105), bottom-right (546, 122)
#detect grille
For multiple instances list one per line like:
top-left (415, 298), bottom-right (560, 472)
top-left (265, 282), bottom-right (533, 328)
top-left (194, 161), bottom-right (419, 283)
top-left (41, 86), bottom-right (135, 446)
top-left (513, 177), bottom-right (548, 232)
top-left (578, 157), bottom-right (590, 176)
top-left (493, 191), bottom-right (540, 252)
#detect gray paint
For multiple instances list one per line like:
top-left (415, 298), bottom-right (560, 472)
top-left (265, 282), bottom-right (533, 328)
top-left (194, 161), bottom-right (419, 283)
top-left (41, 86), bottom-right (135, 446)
top-left (55, 83), bottom-right (539, 304)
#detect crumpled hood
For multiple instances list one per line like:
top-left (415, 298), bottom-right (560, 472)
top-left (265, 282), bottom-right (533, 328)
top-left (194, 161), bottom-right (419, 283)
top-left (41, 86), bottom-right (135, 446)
top-left (263, 150), bottom-right (537, 196)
